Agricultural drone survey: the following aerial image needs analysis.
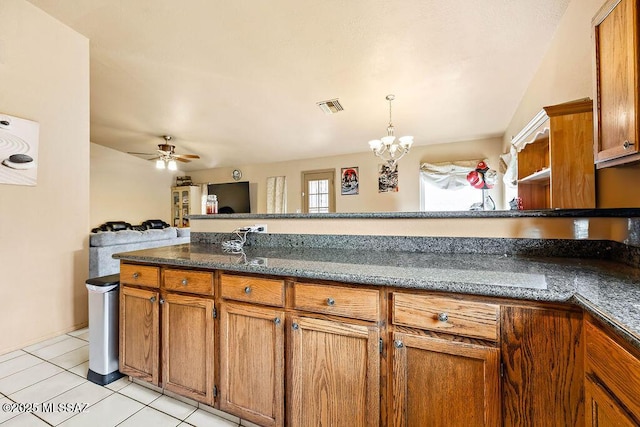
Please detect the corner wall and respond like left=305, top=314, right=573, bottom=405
left=0, top=0, right=90, bottom=352
left=90, top=143, right=175, bottom=228
left=504, top=0, right=640, bottom=208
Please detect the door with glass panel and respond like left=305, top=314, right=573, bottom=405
left=301, top=169, right=335, bottom=213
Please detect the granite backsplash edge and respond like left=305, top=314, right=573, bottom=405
left=191, top=232, right=640, bottom=268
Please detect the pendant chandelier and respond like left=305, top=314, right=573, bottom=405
left=368, top=94, right=413, bottom=166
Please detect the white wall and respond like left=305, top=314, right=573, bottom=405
left=0, top=0, right=90, bottom=352
left=90, top=143, right=175, bottom=228
left=505, top=0, right=640, bottom=208
left=189, top=136, right=503, bottom=213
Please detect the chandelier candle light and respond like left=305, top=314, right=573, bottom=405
left=368, top=94, right=414, bottom=166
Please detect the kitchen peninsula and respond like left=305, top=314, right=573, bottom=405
left=114, top=211, right=640, bottom=426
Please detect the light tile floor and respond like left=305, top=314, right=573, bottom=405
left=0, top=329, right=254, bottom=426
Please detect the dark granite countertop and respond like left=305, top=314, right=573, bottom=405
left=189, top=207, right=640, bottom=220
left=114, top=243, right=640, bottom=350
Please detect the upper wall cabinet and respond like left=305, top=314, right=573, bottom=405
left=514, top=99, right=595, bottom=210
left=593, top=0, right=640, bottom=168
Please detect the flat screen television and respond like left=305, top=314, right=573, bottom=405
left=207, top=181, right=251, bottom=214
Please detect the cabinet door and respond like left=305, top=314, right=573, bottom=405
left=162, top=293, right=215, bottom=405
left=585, top=377, right=638, bottom=426
left=501, top=306, right=584, bottom=426
left=119, top=286, right=160, bottom=385
left=390, top=331, right=500, bottom=427
left=594, top=0, right=639, bottom=165
left=288, top=315, right=380, bottom=427
left=219, top=303, right=284, bottom=427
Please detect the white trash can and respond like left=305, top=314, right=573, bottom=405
left=86, top=274, right=125, bottom=385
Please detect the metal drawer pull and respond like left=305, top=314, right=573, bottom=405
left=244, top=286, right=252, bottom=294
left=327, top=297, right=335, bottom=306
left=292, top=323, right=299, bottom=330
left=394, top=340, right=404, bottom=348
left=623, top=140, right=635, bottom=150
left=149, top=296, right=156, bottom=303
left=133, top=272, right=140, bottom=279
left=438, top=312, right=449, bottom=322
left=274, top=317, right=281, bottom=325
left=181, top=279, right=188, bottom=286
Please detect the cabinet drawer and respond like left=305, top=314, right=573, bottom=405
left=164, top=269, right=214, bottom=296
left=120, top=264, right=159, bottom=288
left=585, top=320, right=640, bottom=418
left=220, top=274, right=284, bottom=307
left=293, top=282, right=379, bottom=322
left=392, top=293, right=499, bottom=341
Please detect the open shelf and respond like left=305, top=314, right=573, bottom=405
left=518, top=168, right=550, bottom=184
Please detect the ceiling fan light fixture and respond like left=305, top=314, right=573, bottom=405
left=156, top=159, right=166, bottom=169
left=167, top=159, right=178, bottom=171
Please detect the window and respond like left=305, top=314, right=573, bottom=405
left=419, top=160, right=484, bottom=211
left=420, top=178, right=482, bottom=211
left=301, top=169, right=335, bottom=213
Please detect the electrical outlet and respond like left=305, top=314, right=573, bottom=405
left=252, top=224, right=267, bottom=233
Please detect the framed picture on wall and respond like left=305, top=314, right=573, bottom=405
left=0, top=113, right=40, bottom=186
left=378, top=163, right=398, bottom=192
left=341, top=167, right=359, bottom=195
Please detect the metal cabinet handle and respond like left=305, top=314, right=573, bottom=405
left=327, top=297, right=335, bottom=306
left=292, top=323, right=299, bottom=330
left=133, top=272, right=140, bottom=279
left=623, top=140, right=635, bottom=150
left=159, top=298, right=165, bottom=305
left=149, top=296, right=157, bottom=303
left=181, top=279, right=188, bottom=286
left=244, top=286, right=252, bottom=294
left=438, top=312, right=449, bottom=322
left=274, top=318, right=281, bottom=325
left=394, top=340, right=404, bottom=348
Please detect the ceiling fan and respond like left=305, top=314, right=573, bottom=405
left=128, top=135, right=200, bottom=170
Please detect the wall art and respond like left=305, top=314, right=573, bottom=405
left=341, top=167, right=359, bottom=195
left=378, top=163, right=398, bottom=192
left=0, top=113, right=40, bottom=186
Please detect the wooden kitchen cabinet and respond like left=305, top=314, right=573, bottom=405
left=390, top=331, right=500, bottom=427
left=593, top=0, right=640, bottom=168
left=161, top=292, right=215, bottom=405
left=390, top=292, right=501, bottom=426
left=501, top=305, right=584, bottom=426
left=219, top=302, right=284, bottom=427
left=119, top=285, right=160, bottom=386
left=288, top=315, right=380, bottom=427
left=585, top=378, right=638, bottom=426
left=584, top=318, right=640, bottom=425
left=514, top=99, right=595, bottom=209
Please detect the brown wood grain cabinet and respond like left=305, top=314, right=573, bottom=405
left=501, top=305, right=584, bottom=426
left=390, top=292, right=501, bottom=426
left=390, top=330, right=501, bottom=427
left=219, top=302, right=284, bottom=427
left=161, top=292, right=215, bottom=405
left=288, top=314, right=380, bottom=427
left=516, top=99, right=595, bottom=209
left=119, top=285, right=160, bottom=386
left=593, top=0, right=640, bottom=168
left=585, top=318, right=640, bottom=425
left=119, top=262, right=640, bottom=427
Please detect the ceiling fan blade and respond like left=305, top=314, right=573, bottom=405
left=146, top=156, right=161, bottom=161
left=127, top=151, right=157, bottom=156
left=173, top=154, right=200, bottom=159
left=174, top=157, right=191, bottom=163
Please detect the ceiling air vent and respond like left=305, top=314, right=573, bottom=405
left=316, top=98, right=344, bottom=114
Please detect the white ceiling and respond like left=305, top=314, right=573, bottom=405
left=27, top=0, right=570, bottom=171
